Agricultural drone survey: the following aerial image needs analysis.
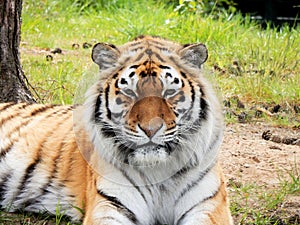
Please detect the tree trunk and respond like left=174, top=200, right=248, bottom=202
left=0, top=0, right=35, bottom=103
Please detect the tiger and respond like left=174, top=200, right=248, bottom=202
left=0, top=35, right=233, bottom=225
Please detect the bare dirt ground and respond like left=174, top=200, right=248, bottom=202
left=220, top=123, right=300, bottom=224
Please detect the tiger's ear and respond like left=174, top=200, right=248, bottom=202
left=179, top=43, right=208, bottom=68
left=92, top=43, right=120, bottom=70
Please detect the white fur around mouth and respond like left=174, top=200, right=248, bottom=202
left=127, top=144, right=169, bottom=167
left=136, top=142, right=164, bottom=152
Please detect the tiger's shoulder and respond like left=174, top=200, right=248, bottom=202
left=0, top=102, right=92, bottom=219
left=0, top=102, right=74, bottom=139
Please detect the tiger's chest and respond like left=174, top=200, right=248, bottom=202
left=95, top=162, right=219, bottom=225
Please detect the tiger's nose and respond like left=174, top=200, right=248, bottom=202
left=128, top=96, right=175, bottom=138
left=138, top=117, right=164, bottom=137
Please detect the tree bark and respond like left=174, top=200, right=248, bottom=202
left=0, top=0, right=35, bottom=103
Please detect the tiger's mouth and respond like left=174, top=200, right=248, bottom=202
left=136, top=142, right=167, bottom=153
left=121, top=140, right=178, bottom=166
left=127, top=144, right=170, bottom=166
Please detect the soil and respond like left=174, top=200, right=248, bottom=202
left=220, top=123, right=300, bottom=224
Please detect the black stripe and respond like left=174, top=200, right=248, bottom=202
left=200, top=184, right=220, bottom=202
left=153, top=52, right=165, bottom=63
left=159, top=65, right=170, bottom=70
left=181, top=80, right=185, bottom=88
left=104, top=85, right=112, bottom=120
left=198, top=84, right=205, bottom=97
left=22, top=125, right=74, bottom=207
left=13, top=109, right=72, bottom=205
left=177, top=79, right=195, bottom=127
left=140, top=71, right=147, bottom=78
left=171, top=156, right=198, bottom=180
left=131, top=47, right=145, bottom=52
left=149, top=40, right=166, bottom=46
left=164, top=139, right=179, bottom=154
left=118, top=143, right=135, bottom=164
left=184, top=97, right=209, bottom=135
left=175, top=185, right=220, bottom=225
left=100, top=121, right=116, bottom=138
left=129, top=65, right=139, bottom=69
left=130, top=39, right=143, bottom=45
left=0, top=103, right=30, bottom=124
left=156, top=47, right=169, bottom=53
left=0, top=143, right=13, bottom=161
left=94, top=94, right=102, bottom=122
left=134, top=169, right=155, bottom=205
left=30, top=105, right=55, bottom=116
left=121, top=57, right=131, bottom=65
left=115, top=158, right=153, bottom=205
left=15, top=157, right=41, bottom=201
left=7, top=105, right=58, bottom=137
left=97, top=190, right=137, bottom=224
left=0, top=116, right=33, bottom=161
left=188, top=80, right=195, bottom=103
left=112, top=73, right=119, bottom=79
left=172, top=166, right=192, bottom=180
left=0, top=114, right=35, bottom=160
left=115, top=79, right=119, bottom=88
left=0, top=173, right=10, bottom=202
left=180, top=72, right=187, bottom=78
left=174, top=165, right=213, bottom=205
left=176, top=203, right=197, bottom=225
left=0, top=102, right=16, bottom=111
left=119, top=168, right=147, bottom=204
left=198, top=97, right=208, bottom=121
left=49, top=105, right=73, bottom=114
left=0, top=106, right=69, bottom=162
left=45, top=112, right=74, bottom=178
left=129, top=72, right=135, bottom=78
left=134, top=52, right=144, bottom=62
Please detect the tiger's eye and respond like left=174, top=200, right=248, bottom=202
left=164, top=89, right=176, bottom=97
left=116, top=97, right=122, bottom=105
left=124, top=89, right=137, bottom=98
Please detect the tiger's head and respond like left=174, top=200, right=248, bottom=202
left=84, top=36, right=223, bottom=171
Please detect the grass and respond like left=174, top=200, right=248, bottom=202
left=0, top=210, right=74, bottom=225
left=20, top=0, right=300, bottom=126
left=2, top=0, right=299, bottom=224
left=229, top=163, right=300, bottom=224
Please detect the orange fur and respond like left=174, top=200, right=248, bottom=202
left=0, top=36, right=233, bottom=225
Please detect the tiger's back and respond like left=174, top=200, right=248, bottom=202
left=0, top=103, right=88, bottom=219
left=0, top=36, right=233, bottom=225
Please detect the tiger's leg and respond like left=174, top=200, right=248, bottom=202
left=83, top=199, right=137, bottom=225
left=83, top=170, right=138, bottom=225
left=176, top=173, right=233, bottom=225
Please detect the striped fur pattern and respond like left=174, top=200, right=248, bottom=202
left=0, top=36, right=233, bottom=224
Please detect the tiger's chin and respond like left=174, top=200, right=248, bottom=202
left=126, top=145, right=170, bottom=167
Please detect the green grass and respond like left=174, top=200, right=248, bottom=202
left=3, top=0, right=298, bottom=224
left=230, top=163, right=300, bottom=224
left=0, top=210, right=75, bottom=225
left=20, top=0, right=300, bottom=126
